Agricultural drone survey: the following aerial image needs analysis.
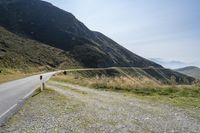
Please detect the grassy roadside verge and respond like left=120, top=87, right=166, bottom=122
left=0, top=68, right=51, bottom=84
left=51, top=74, right=200, bottom=109
left=0, top=69, right=29, bottom=83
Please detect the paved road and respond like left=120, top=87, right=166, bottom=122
left=0, top=71, right=58, bottom=124
left=0, top=68, right=102, bottom=124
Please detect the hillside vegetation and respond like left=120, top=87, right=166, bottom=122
left=53, top=67, right=196, bottom=84
left=0, top=0, right=197, bottom=85
left=0, top=0, right=162, bottom=68
left=0, top=24, right=195, bottom=84
left=0, top=26, right=80, bottom=71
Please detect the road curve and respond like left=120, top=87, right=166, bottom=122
left=0, top=68, right=104, bottom=124
left=0, top=71, right=58, bottom=125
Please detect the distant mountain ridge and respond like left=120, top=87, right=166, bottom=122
left=175, top=66, right=200, bottom=80
left=149, top=58, right=187, bottom=69
left=0, top=0, right=162, bottom=68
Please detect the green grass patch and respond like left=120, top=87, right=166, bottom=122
left=133, top=93, right=200, bottom=109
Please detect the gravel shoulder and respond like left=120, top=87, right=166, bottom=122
left=1, top=81, right=200, bottom=132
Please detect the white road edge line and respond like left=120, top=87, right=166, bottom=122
left=0, top=104, right=17, bottom=119
left=0, top=85, right=40, bottom=121
left=0, top=72, right=58, bottom=124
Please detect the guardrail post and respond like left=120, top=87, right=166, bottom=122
left=40, top=83, right=43, bottom=91
left=42, top=82, right=45, bottom=90
left=63, top=71, right=67, bottom=75
left=40, top=75, right=44, bottom=91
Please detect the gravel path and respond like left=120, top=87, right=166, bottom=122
left=1, top=81, right=200, bottom=133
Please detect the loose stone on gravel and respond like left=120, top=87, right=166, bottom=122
left=0, top=81, right=200, bottom=133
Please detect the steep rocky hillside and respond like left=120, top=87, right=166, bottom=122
left=0, top=0, right=162, bottom=68
left=0, top=26, right=80, bottom=70
left=0, top=0, right=196, bottom=84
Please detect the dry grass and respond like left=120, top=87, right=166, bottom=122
left=51, top=73, right=200, bottom=108
left=52, top=74, right=160, bottom=90
left=90, top=76, right=161, bottom=91
left=0, top=69, right=24, bottom=83
left=0, top=68, right=48, bottom=84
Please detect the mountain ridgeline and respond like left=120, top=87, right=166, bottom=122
left=0, top=0, right=162, bottom=68
left=0, top=0, right=197, bottom=84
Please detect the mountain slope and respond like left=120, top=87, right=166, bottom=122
left=0, top=0, right=196, bottom=84
left=0, top=26, right=196, bottom=84
left=176, top=66, right=200, bottom=80
left=0, top=24, right=194, bottom=84
left=0, top=26, right=80, bottom=70
left=0, top=0, right=162, bottom=68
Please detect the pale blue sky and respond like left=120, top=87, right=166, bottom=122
left=44, top=0, right=200, bottom=68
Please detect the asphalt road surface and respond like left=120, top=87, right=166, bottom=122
left=0, top=68, right=101, bottom=124
left=0, top=71, right=57, bottom=124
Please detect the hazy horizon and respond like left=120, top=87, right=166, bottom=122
left=44, top=0, right=200, bottom=68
